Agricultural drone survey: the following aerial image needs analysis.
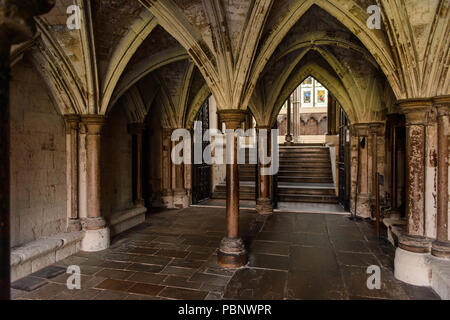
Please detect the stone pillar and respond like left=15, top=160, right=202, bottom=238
left=80, top=115, right=110, bottom=252
left=292, top=90, right=299, bottom=143
left=256, top=126, right=273, bottom=215
left=161, top=128, right=174, bottom=208
left=65, top=115, right=82, bottom=231
left=128, top=123, right=145, bottom=207
left=217, top=110, right=248, bottom=268
left=351, top=124, right=372, bottom=218
left=0, top=0, right=55, bottom=300
left=369, top=123, right=384, bottom=215
left=395, top=99, right=433, bottom=286
left=432, top=96, right=450, bottom=258
left=327, top=94, right=337, bottom=135
left=171, top=129, right=189, bottom=209
left=285, top=95, right=293, bottom=145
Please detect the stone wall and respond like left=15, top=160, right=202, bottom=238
left=101, top=103, right=133, bottom=218
left=146, top=104, right=163, bottom=206
left=10, top=58, right=67, bottom=248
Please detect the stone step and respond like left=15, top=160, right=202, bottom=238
left=279, top=163, right=331, bottom=169
left=277, top=170, right=332, bottom=178
left=277, top=176, right=334, bottom=184
left=277, top=186, right=336, bottom=196
left=212, top=191, right=256, bottom=201
left=278, top=150, right=329, bottom=155
left=279, top=156, right=331, bottom=161
left=277, top=194, right=338, bottom=204
left=214, top=183, right=255, bottom=194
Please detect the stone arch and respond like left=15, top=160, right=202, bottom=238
left=107, top=48, right=189, bottom=114
left=248, top=0, right=401, bottom=102
left=268, top=63, right=356, bottom=128
left=100, top=11, right=158, bottom=114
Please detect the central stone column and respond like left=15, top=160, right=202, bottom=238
left=128, top=123, right=145, bottom=207
left=256, top=125, right=273, bottom=215
left=432, top=96, right=450, bottom=258
left=80, top=115, right=110, bottom=252
left=395, top=99, right=433, bottom=286
left=217, top=110, right=248, bottom=268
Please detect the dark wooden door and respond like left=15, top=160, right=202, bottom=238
left=338, top=107, right=350, bottom=210
left=192, top=99, right=212, bottom=204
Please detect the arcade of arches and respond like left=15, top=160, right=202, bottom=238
left=0, top=0, right=449, bottom=300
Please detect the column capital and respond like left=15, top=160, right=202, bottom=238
left=64, top=115, right=80, bottom=133
left=433, top=95, right=450, bottom=107
left=218, top=110, right=247, bottom=130
left=350, top=123, right=371, bottom=136
left=398, top=98, right=433, bottom=125
left=81, top=115, right=106, bottom=135
left=127, top=123, right=145, bottom=135
left=369, top=122, right=385, bottom=135
left=433, top=96, right=450, bottom=117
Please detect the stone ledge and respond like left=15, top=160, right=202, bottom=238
left=388, top=218, right=450, bottom=300
left=383, top=217, right=406, bottom=247
left=11, top=231, right=84, bottom=282
left=427, top=256, right=450, bottom=300
left=108, top=206, right=147, bottom=236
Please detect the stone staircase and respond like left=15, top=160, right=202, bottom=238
left=212, top=151, right=257, bottom=201
left=277, top=145, right=338, bottom=204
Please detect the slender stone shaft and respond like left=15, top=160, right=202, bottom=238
left=256, top=126, right=273, bottom=215
left=217, top=110, right=247, bottom=268
left=285, top=95, right=293, bottom=145
left=65, top=115, right=82, bottom=231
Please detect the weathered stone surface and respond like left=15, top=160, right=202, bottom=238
left=11, top=276, right=47, bottom=292
left=11, top=208, right=441, bottom=300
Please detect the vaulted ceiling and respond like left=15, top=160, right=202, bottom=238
left=13, top=0, right=449, bottom=127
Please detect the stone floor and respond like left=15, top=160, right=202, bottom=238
left=276, top=202, right=348, bottom=214
left=12, top=207, right=440, bottom=300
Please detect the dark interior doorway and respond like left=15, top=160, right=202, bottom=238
left=338, top=106, right=351, bottom=210
left=192, top=98, right=212, bottom=204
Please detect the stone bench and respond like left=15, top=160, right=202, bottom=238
left=11, top=231, right=84, bottom=282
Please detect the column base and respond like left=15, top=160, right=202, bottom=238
left=256, top=198, right=273, bottom=215
left=432, top=241, right=450, bottom=259
left=173, top=188, right=189, bottom=209
left=67, top=219, right=82, bottom=232
left=353, top=193, right=373, bottom=219
left=161, top=190, right=174, bottom=208
left=398, top=234, right=432, bottom=253
left=394, top=247, right=431, bottom=286
left=81, top=227, right=110, bottom=252
left=217, top=237, right=247, bottom=269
